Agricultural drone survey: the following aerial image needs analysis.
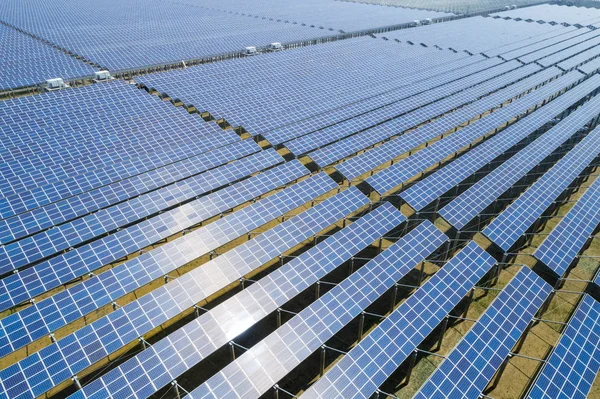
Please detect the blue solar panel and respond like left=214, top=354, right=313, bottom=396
left=557, top=44, right=600, bottom=71
left=335, top=65, right=559, bottom=181
left=483, top=26, right=582, bottom=58
left=500, top=28, right=593, bottom=61
left=492, top=4, right=600, bottom=26
left=537, top=36, right=600, bottom=68
left=484, top=125, right=600, bottom=251
left=309, top=63, right=546, bottom=168
left=0, top=0, right=452, bottom=71
left=0, top=167, right=330, bottom=358
left=535, top=170, right=600, bottom=277
left=579, top=56, right=600, bottom=75
left=439, top=91, right=600, bottom=230
left=527, top=295, right=600, bottom=399
left=185, top=221, right=447, bottom=399
left=0, top=24, right=97, bottom=90
left=302, top=241, right=496, bottom=399
left=0, top=159, right=306, bottom=312
left=401, top=72, right=600, bottom=211
left=0, top=86, right=233, bottom=198
left=414, top=267, right=552, bottom=399
left=381, top=16, right=563, bottom=55
left=366, top=70, right=586, bottom=196
left=57, top=200, right=404, bottom=399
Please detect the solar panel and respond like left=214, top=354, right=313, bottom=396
left=0, top=159, right=307, bottom=312
left=578, top=56, right=600, bottom=75
left=500, top=28, right=593, bottom=61
left=439, top=91, right=600, bottom=230
left=526, top=295, right=600, bottom=399
left=0, top=153, right=293, bottom=314
left=0, top=146, right=275, bottom=272
left=484, top=125, right=600, bottom=251
left=366, top=70, right=586, bottom=196
left=534, top=169, right=600, bottom=277
left=308, top=63, right=545, bottom=168
left=413, top=267, right=552, bottom=399
left=51, top=200, right=404, bottom=399
left=302, top=241, right=496, bottom=399
left=491, top=4, right=600, bottom=25
left=0, top=168, right=331, bottom=358
left=380, top=16, right=561, bottom=55
left=557, top=45, right=600, bottom=71
left=284, top=60, right=525, bottom=157
left=185, top=221, right=447, bottom=399
left=0, top=86, right=233, bottom=198
left=483, top=26, right=582, bottom=58
left=401, top=72, right=600, bottom=212
left=335, top=65, right=559, bottom=181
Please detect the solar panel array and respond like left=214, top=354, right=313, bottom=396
left=527, top=295, right=600, bottom=399
left=0, top=24, right=98, bottom=90
left=4, top=4, right=600, bottom=399
left=534, top=169, right=600, bottom=277
left=302, top=241, right=497, bottom=398
left=413, top=267, right=552, bottom=399
left=0, top=0, right=451, bottom=74
left=185, top=221, right=448, bottom=399
left=491, top=3, right=600, bottom=25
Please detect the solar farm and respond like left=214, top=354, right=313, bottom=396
left=3, top=0, right=600, bottom=398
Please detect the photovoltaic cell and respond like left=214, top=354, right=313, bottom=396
left=527, top=295, right=600, bottom=399
left=0, top=24, right=97, bottom=90
left=579, top=56, right=600, bottom=75
left=557, top=45, right=600, bottom=71
left=284, top=60, right=525, bottom=157
left=185, top=221, right=447, bottom=399
left=66, top=201, right=403, bottom=399
left=413, top=267, right=552, bottom=399
left=519, top=30, right=600, bottom=65
left=264, top=55, right=492, bottom=146
left=302, top=241, right=496, bottom=399
left=0, top=160, right=307, bottom=313
left=0, top=139, right=259, bottom=245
